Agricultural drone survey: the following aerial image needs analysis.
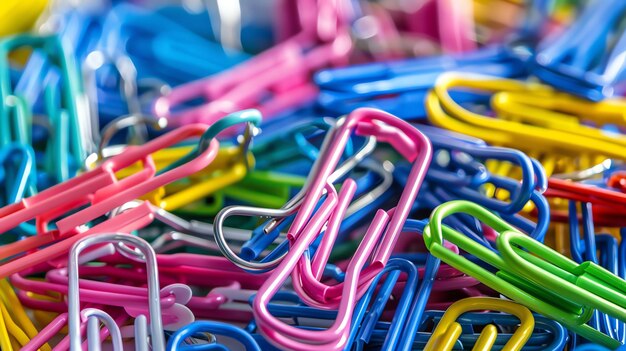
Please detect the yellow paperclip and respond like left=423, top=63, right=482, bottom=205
left=424, top=297, right=535, bottom=351
left=473, top=0, right=524, bottom=31
left=0, top=0, right=47, bottom=37
left=0, top=279, right=50, bottom=351
left=427, top=73, right=626, bottom=161
left=427, top=73, right=626, bottom=244
left=113, top=145, right=254, bottom=211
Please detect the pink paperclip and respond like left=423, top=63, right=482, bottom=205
left=253, top=181, right=342, bottom=351
left=252, top=108, right=432, bottom=350
left=10, top=268, right=185, bottom=311
left=403, top=0, right=477, bottom=53
left=153, top=0, right=353, bottom=128
left=288, top=108, right=431, bottom=308
left=23, top=308, right=128, bottom=351
left=0, top=124, right=219, bottom=278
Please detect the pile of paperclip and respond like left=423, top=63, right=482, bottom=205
left=2, top=0, right=626, bottom=350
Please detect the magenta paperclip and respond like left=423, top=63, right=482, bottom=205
left=404, top=0, right=477, bottom=53
left=153, top=0, right=353, bottom=128
left=252, top=108, right=432, bottom=350
left=0, top=124, right=219, bottom=278
left=292, top=108, right=432, bottom=307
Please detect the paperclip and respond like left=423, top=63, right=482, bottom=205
left=420, top=124, right=545, bottom=215
left=153, top=0, right=354, bottom=128
left=224, top=158, right=392, bottom=269
left=427, top=72, right=626, bottom=160
left=422, top=200, right=626, bottom=349
left=0, top=143, right=35, bottom=207
left=0, top=34, right=91, bottom=176
left=546, top=178, right=626, bottom=227
left=399, top=308, right=567, bottom=350
left=315, top=46, right=526, bottom=119
left=101, top=4, right=250, bottom=86
left=0, top=279, right=48, bottom=351
left=102, top=110, right=260, bottom=211
left=168, top=321, right=261, bottom=351
left=250, top=109, right=431, bottom=350
left=0, top=122, right=219, bottom=279
left=212, top=120, right=377, bottom=271
left=424, top=297, right=534, bottom=351
left=10, top=267, right=192, bottom=320
left=533, top=0, right=626, bottom=101
left=67, top=234, right=172, bottom=351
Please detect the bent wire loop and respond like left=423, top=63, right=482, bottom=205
left=424, top=297, right=535, bottom=351
left=422, top=200, right=626, bottom=349
left=212, top=119, right=377, bottom=272
left=250, top=108, right=432, bottom=350
left=418, top=124, right=549, bottom=241
left=426, top=72, right=626, bottom=163
left=0, top=278, right=48, bottom=351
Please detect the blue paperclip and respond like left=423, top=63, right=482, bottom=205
left=102, top=4, right=249, bottom=86
left=244, top=258, right=424, bottom=351
left=568, top=201, right=625, bottom=347
left=0, top=143, right=36, bottom=203
left=315, top=46, right=527, bottom=119
left=252, top=117, right=341, bottom=173
left=155, top=3, right=275, bottom=54
left=167, top=320, right=262, bottom=351
left=419, top=124, right=544, bottom=215
left=346, top=258, right=419, bottom=351
left=400, top=310, right=567, bottom=351
left=533, top=0, right=626, bottom=101
left=394, top=127, right=549, bottom=244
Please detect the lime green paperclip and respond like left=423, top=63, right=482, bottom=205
left=0, top=34, right=89, bottom=184
left=422, top=200, right=626, bottom=349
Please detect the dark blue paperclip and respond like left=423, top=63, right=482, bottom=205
left=394, top=126, right=549, bottom=245
left=244, top=258, right=424, bottom=351
left=419, top=124, right=544, bottom=215
left=346, top=258, right=419, bottom=351
left=399, top=310, right=567, bottom=351
left=314, top=46, right=527, bottom=119
left=533, top=0, right=626, bottom=101
left=167, top=320, right=261, bottom=351
left=568, top=201, right=625, bottom=348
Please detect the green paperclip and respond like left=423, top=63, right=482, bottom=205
left=171, top=170, right=306, bottom=217
left=422, top=200, right=626, bottom=349
left=0, top=34, right=89, bottom=184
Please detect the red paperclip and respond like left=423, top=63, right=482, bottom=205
left=545, top=178, right=626, bottom=227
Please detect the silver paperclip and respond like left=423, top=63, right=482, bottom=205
left=68, top=233, right=165, bottom=351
